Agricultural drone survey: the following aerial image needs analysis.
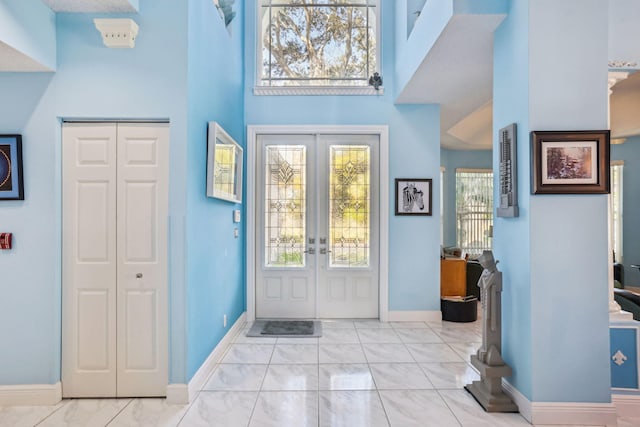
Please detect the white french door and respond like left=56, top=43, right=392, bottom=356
left=62, top=122, right=169, bottom=397
left=256, top=133, right=379, bottom=319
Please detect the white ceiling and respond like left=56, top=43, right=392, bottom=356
left=40, top=0, right=137, bottom=13
left=0, top=41, right=52, bottom=72
left=610, top=71, right=640, bottom=139
left=398, top=0, right=640, bottom=150
left=396, top=14, right=503, bottom=151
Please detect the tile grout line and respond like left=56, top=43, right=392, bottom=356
left=104, top=398, right=134, bottom=426
left=33, top=398, right=72, bottom=426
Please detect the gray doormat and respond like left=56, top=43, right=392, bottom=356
left=246, top=320, right=322, bottom=338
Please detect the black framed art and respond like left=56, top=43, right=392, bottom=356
left=0, top=134, right=24, bottom=200
left=395, top=178, right=432, bottom=216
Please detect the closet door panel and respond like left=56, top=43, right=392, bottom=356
left=116, top=123, right=169, bottom=397
left=62, top=123, right=117, bottom=397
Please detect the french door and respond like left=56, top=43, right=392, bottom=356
left=256, top=133, right=379, bottom=319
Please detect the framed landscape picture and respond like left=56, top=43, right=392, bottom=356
left=0, top=135, right=24, bottom=200
left=531, top=130, right=610, bottom=194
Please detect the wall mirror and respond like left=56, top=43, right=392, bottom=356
left=207, top=121, right=243, bottom=203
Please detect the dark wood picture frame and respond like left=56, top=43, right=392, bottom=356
left=531, top=130, right=610, bottom=195
left=395, top=178, right=432, bottom=216
left=0, top=134, right=24, bottom=200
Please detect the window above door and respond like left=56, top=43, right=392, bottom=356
left=255, top=0, right=383, bottom=96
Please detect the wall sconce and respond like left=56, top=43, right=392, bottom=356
left=94, top=18, right=139, bottom=48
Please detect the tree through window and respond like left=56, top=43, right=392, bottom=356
left=259, top=0, right=379, bottom=87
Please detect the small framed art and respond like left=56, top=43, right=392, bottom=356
left=395, top=178, right=432, bottom=216
left=207, top=122, right=243, bottom=203
left=0, top=135, right=24, bottom=200
left=531, top=130, right=610, bottom=195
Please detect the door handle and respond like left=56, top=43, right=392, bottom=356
left=304, top=248, right=316, bottom=254
left=320, top=248, right=332, bottom=255
left=136, top=273, right=143, bottom=279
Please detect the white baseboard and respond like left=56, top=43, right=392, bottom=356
left=0, top=382, right=62, bottom=406
left=502, top=379, right=531, bottom=422
left=165, top=384, right=189, bottom=405
left=612, top=394, right=640, bottom=418
left=166, top=312, right=247, bottom=405
left=387, top=310, right=441, bottom=322
left=503, top=380, right=617, bottom=426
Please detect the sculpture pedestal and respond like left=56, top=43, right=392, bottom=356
left=465, top=355, right=518, bottom=412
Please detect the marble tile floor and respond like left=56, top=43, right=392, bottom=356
left=1, top=319, right=638, bottom=427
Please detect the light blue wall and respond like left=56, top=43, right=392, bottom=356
left=0, top=0, right=56, bottom=70
left=185, top=0, right=245, bottom=381
left=493, top=0, right=533, bottom=400
left=528, top=0, right=610, bottom=403
left=0, top=0, right=190, bottom=385
left=246, top=0, right=442, bottom=312
left=494, top=0, right=611, bottom=403
left=612, top=138, right=640, bottom=285
left=440, top=149, right=492, bottom=247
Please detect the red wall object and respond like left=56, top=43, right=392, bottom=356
left=0, top=233, right=12, bottom=249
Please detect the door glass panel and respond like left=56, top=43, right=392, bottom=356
left=329, top=145, right=370, bottom=267
left=265, top=145, right=307, bottom=267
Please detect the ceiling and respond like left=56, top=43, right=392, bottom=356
left=40, top=0, right=137, bottom=13
left=398, top=2, right=640, bottom=150
left=0, top=41, right=51, bottom=71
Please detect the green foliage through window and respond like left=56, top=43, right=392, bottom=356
left=260, top=0, right=378, bottom=86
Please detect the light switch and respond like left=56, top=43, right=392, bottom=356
left=233, top=209, right=241, bottom=223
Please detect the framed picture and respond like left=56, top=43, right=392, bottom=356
left=395, top=178, right=432, bottom=216
left=207, top=122, right=243, bottom=203
left=0, top=135, right=24, bottom=200
left=531, top=130, right=610, bottom=195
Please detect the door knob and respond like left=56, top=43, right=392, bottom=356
left=136, top=273, right=143, bottom=279
left=320, top=248, right=332, bottom=255
left=304, top=248, right=316, bottom=254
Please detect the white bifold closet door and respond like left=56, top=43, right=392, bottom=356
left=62, top=122, right=169, bottom=397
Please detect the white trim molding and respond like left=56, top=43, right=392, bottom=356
left=503, top=380, right=618, bottom=426
left=246, top=125, right=389, bottom=322
left=253, top=86, right=384, bottom=96
left=0, top=382, right=62, bottom=406
left=166, top=312, right=247, bottom=404
left=387, top=311, right=441, bottom=322
left=612, top=394, right=640, bottom=418
left=93, top=18, right=139, bottom=48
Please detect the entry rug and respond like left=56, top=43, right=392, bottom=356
left=246, top=320, right=322, bottom=338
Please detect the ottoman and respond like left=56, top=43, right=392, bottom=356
left=441, top=297, right=478, bottom=322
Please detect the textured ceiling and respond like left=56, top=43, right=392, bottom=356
left=40, top=0, right=137, bottom=13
